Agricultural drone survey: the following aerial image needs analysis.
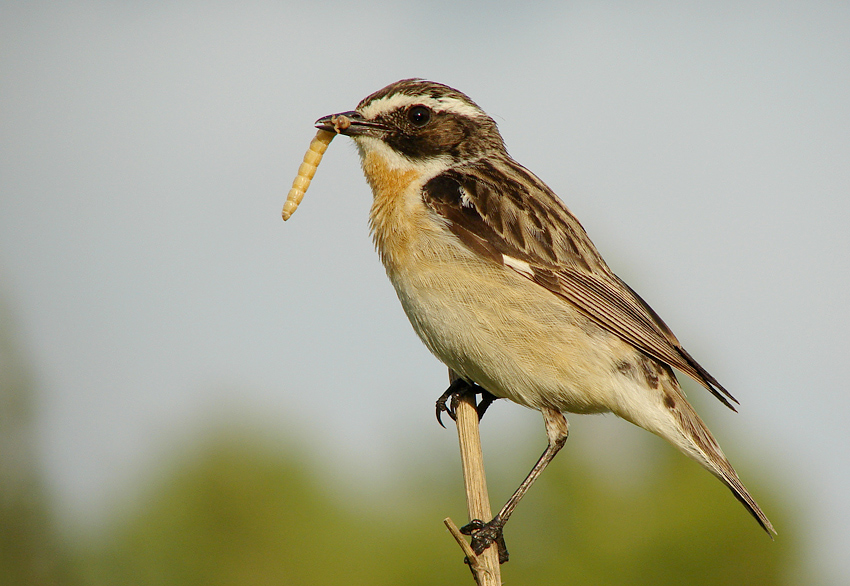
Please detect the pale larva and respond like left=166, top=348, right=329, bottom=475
left=281, top=115, right=351, bottom=221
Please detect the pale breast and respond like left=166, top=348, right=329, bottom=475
left=360, top=148, right=639, bottom=415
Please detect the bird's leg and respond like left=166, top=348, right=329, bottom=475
left=461, top=407, right=569, bottom=563
left=475, top=390, right=498, bottom=420
left=435, top=371, right=499, bottom=427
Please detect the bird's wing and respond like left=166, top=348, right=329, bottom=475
left=422, top=157, right=738, bottom=409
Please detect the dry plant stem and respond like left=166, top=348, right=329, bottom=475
left=452, top=392, right=502, bottom=585
left=443, top=518, right=484, bottom=574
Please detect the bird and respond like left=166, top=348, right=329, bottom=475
left=312, top=78, right=775, bottom=560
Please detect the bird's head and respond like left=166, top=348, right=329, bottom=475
left=316, top=79, right=506, bottom=170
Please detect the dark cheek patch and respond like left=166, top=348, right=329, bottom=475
left=424, top=120, right=464, bottom=153
left=386, top=115, right=483, bottom=160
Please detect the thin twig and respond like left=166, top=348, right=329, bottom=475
left=443, top=518, right=483, bottom=573
left=450, top=391, right=502, bottom=585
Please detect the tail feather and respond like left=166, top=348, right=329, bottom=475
left=671, top=397, right=776, bottom=536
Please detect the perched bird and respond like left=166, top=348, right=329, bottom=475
left=313, top=78, right=775, bottom=560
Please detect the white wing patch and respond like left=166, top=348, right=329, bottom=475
left=459, top=186, right=474, bottom=208
left=503, top=254, right=534, bottom=278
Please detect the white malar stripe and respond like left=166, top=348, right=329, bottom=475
left=359, top=91, right=485, bottom=121
left=503, top=254, right=534, bottom=277
left=354, top=135, right=454, bottom=183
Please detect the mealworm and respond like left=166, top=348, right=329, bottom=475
left=281, top=115, right=351, bottom=221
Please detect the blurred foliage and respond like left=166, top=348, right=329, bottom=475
left=65, top=428, right=802, bottom=586
left=0, top=304, right=76, bottom=586
left=0, top=301, right=810, bottom=585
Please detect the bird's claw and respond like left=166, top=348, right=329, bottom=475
left=460, top=517, right=509, bottom=564
left=435, top=384, right=461, bottom=428
left=435, top=380, right=499, bottom=428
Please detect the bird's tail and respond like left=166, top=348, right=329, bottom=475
left=669, top=396, right=776, bottom=536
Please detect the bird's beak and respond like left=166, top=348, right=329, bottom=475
left=315, top=111, right=388, bottom=137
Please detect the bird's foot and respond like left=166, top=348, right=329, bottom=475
left=435, top=380, right=499, bottom=428
left=460, top=517, right=509, bottom=564
left=435, top=382, right=462, bottom=428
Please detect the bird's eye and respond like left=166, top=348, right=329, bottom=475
left=407, top=105, right=431, bottom=127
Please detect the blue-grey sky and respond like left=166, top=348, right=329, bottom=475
left=2, top=2, right=848, bottom=583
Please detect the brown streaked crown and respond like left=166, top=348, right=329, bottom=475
left=356, top=78, right=482, bottom=111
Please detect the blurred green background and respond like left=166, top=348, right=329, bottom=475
left=3, top=4, right=847, bottom=584
left=1, top=311, right=812, bottom=586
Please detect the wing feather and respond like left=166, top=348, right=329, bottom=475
left=422, top=157, right=738, bottom=409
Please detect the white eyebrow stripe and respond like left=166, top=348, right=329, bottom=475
left=434, top=96, right=486, bottom=118
left=503, top=254, right=534, bottom=277
left=359, top=92, right=485, bottom=120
